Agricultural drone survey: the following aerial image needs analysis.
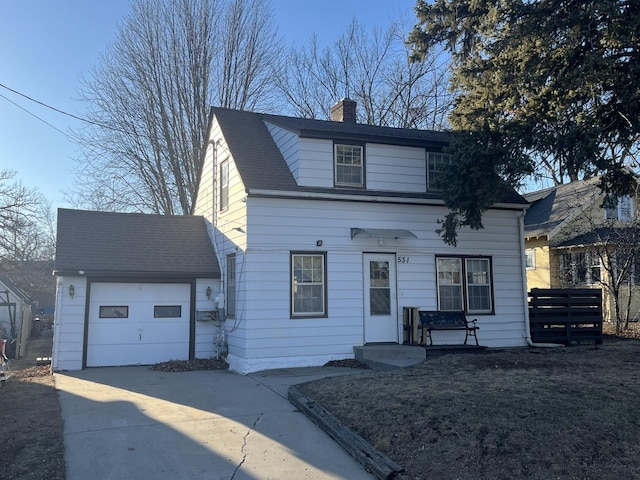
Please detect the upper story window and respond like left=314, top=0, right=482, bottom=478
left=525, top=249, right=536, bottom=270
left=605, top=195, right=633, bottom=221
left=427, top=152, right=451, bottom=191
left=335, top=144, right=364, bottom=187
left=219, top=160, right=229, bottom=211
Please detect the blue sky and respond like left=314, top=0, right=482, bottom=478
left=0, top=0, right=416, bottom=210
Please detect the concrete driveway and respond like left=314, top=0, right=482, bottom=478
left=55, top=366, right=374, bottom=480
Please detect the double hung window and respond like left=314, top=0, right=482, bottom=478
left=334, top=144, right=363, bottom=187
left=427, top=152, right=451, bottom=191
left=291, top=252, right=327, bottom=317
left=436, top=256, right=493, bottom=313
left=219, top=160, right=229, bottom=211
left=226, top=254, right=236, bottom=317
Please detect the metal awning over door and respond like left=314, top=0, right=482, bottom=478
left=350, top=228, right=417, bottom=240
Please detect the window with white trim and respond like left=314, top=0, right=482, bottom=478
left=427, top=152, right=451, bottom=191
left=525, top=249, right=536, bottom=270
left=436, top=256, right=493, bottom=313
left=219, top=160, right=229, bottom=211
left=226, top=254, right=236, bottom=318
left=605, top=195, right=633, bottom=221
left=291, top=252, right=327, bottom=317
left=560, top=251, right=601, bottom=286
left=334, top=144, right=363, bottom=187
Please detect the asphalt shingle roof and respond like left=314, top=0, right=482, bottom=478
left=54, top=209, right=220, bottom=278
left=211, top=107, right=527, bottom=206
left=523, top=177, right=601, bottom=239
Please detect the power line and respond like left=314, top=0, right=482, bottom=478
left=0, top=92, right=71, bottom=139
left=0, top=82, right=132, bottom=135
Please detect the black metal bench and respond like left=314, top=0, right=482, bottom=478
left=418, top=311, right=479, bottom=346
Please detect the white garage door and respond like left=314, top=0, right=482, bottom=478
left=87, top=282, right=190, bottom=367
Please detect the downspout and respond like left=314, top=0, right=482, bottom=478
left=518, top=211, right=564, bottom=348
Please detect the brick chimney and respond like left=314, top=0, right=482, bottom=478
left=330, top=98, right=357, bottom=123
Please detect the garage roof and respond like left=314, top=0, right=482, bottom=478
left=54, top=209, right=220, bottom=278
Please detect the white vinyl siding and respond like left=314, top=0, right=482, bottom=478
left=220, top=197, right=527, bottom=373
left=366, top=144, right=427, bottom=192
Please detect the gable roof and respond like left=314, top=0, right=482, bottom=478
left=523, top=177, right=602, bottom=239
left=0, top=271, right=32, bottom=303
left=54, top=209, right=220, bottom=278
left=211, top=107, right=528, bottom=206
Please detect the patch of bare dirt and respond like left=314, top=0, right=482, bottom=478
left=324, top=358, right=370, bottom=369
left=1, top=331, right=65, bottom=480
left=150, top=357, right=229, bottom=372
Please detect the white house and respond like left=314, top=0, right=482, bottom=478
left=193, top=100, right=531, bottom=374
left=52, top=100, right=531, bottom=372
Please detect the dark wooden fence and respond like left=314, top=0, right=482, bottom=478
left=529, top=288, right=603, bottom=345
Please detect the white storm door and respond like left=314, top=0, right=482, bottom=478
left=363, top=254, right=398, bottom=343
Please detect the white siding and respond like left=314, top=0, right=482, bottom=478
left=223, top=197, right=528, bottom=373
left=296, top=138, right=334, bottom=187
left=265, top=122, right=300, bottom=181
left=366, top=144, right=427, bottom=192
left=194, top=278, right=222, bottom=359
left=52, top=276, right=87, bottom=371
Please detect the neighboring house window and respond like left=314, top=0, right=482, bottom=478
left=291, top=252, right=327, bottom=317
left=334, top=144, right=363, bottom=187
left=436, top=256, right=493, bottom=313
left=226, top=254, right=236, bottom=318
left=605, top=195, right=633, bottom=221
left=219, top=160, right=229, bottom=211
left=525, top=249, right=536, bottom=270
left=560, top=251, right=601, bottom=286
left=427, top=152, right=451, bottom=191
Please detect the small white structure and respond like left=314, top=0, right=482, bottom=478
left=0, top=273, right=33, bottom=359
left=52, top=211, right=220, bottom=371
left=193, top=100, right=531, bottom=374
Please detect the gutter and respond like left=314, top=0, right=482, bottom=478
left=518, top=212, right=564, bottom=348
left=248, top=188, right=527, bottom=211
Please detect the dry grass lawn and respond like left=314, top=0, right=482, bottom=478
left=298, top=335, right=640, bottom=480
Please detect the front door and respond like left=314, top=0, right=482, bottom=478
left=363, top=254, right=398, bottom=343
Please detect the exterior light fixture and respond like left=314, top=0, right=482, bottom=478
left=69, top=285, right=75, bottom=299
left=316, top=240, right=323, bottom=247
left=206, top=286, right=212, bottom=299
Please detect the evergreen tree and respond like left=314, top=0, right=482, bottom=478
left=410, top=0, right=640, bottom=244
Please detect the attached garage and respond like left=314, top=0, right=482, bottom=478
left=52, top=209, right=221, bottom=371
left=86, top=282, right=191, bottom=367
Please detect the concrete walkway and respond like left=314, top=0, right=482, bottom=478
left=55, top=365, right=375, bottom=480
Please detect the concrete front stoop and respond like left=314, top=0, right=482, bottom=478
left=353, top=344, right=426, bottom=371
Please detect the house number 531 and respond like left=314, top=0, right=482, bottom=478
left=397, top=256, right=410, bottom=264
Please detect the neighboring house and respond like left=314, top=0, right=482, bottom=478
left=0, top=272, right=33, bottom=359
left=0, top=260, right=56, bottom=329
left=193, top=99, right=531, bottom=374
left=52, top=210, right=220, bottom=371
left=524, top=176, right=640, bottom=321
